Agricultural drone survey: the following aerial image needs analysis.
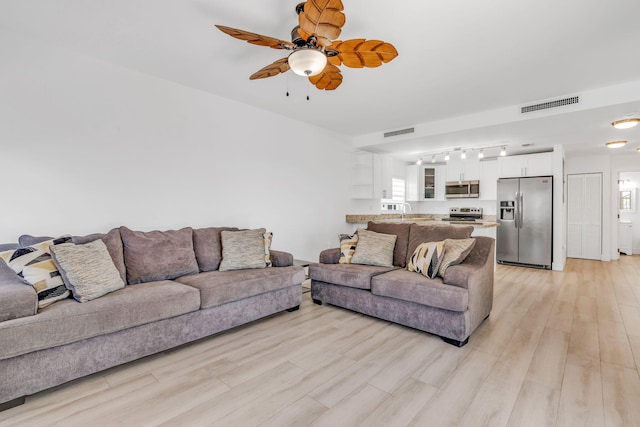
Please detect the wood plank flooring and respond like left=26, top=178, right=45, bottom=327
left=2, top=256, right=640, bottom=426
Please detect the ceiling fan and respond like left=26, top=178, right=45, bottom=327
left=215, top=0, right=398, bottom=91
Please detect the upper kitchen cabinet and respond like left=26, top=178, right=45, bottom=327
left=406, top=164, right=445, bottom=201
left=445, top=156, right=480, bottom=182
left=498, top=152, right=553, bottom=178
left=479, top=159, right=498, bottom=200
left=351, top=151, right=375, bottom=199
left=352, top=151, right=405, bottom=199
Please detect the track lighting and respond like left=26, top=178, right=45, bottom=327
left=431, top=155, right=436, bottom=163
left=444, top=152, right=450, bottom=161
left=460, top=150, right=466, bottom=159
left=416, top=157, right=423, bottom=165
left=500, top=146, right=507, bottom=156
left=478, top=149, right=484, bottom=159
left=612, top=118, right=640, bottom=130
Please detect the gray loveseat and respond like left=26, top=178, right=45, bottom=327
left=0, top=226, right=304, bottom=411
left=310, top=222, right=494, bottom=347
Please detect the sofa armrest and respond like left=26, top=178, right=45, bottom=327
left=319, top=248, right=341, bottom=264
left=0, top=262, right=37, bottom=322
left=270, top=250, right=294, bottom=267
left=443, top=236, right=494, bottom=288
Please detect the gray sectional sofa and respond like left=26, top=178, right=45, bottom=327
left=310, top=222, right=494, bottom=347
left=0, top=226, right=304, bottom=411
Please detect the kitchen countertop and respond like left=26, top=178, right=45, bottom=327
left=346, top=214, right=499, bottom=228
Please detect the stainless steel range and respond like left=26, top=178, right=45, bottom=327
left=441, top=207, right=483, bottom=223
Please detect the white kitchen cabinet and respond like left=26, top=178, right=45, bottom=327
left=351, top=151, right=374, bottom=199
left=479, top=159, right=498, bottom=200
left=405, top=164, right=445, bottom=201
left=498, top=152, right=553, bottom=178
left=619, top=221, right=633, bottom=255
left=373, top=154, right=393, bottom=199
left=445, top=156, right=480, bottom=182
left=405, top=165, right=422, bottom=201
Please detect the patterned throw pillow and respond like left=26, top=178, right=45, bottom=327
left=219, top=229, right=267, bottom=271
left=350, top=229, right=397, bottom=267
left=0, top=236, right=72, bottom=309
left=264, top=231, right=273, bottom=268
left=407, top=241, right=446, bottom=279
left=338, top=233, right=358, bottom=264
left=438, top=238, right=477, bottom=277
left=50, top=240, right=125, bottom=303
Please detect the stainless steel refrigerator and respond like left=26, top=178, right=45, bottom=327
left=497, top=176, right=553, bottom=269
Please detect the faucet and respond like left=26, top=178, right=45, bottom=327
left=401, top=202, right=412, bottom=222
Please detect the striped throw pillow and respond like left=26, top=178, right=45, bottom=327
left=338, top=233, right=358, bottom=264
left=407, top=241, right=446, bottom=279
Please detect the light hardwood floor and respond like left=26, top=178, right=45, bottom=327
left=2, top=256, right=640, bottom=426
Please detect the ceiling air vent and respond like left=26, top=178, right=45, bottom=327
left=384, top=127, right=414, bottom=138
left=521, top=96, right=579, bottom=114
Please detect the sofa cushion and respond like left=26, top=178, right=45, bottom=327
left=50, top=240, right=125, bottom=302
left=174, top=266, right=304, bottom=309
left=120, top=227, right=199, bottom=284
left=309, top=263, right=397, bottom=290
left=406, top=224, right=474, bottom=266
left=351, top=229, right=397, bottom=267
left=0, top=280, right=200, bottom=360
left=218, top=229, right=267, bottom=272
left=73, top=228, right=127, bottom=284
left=192, top=227, right=239, bottom=272
left=367, top=222, right=411, bottom=268
left=371, top=269, right=469, bottom=312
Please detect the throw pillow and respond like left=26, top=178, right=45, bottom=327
left=192, top=227, right=239, bottom=272
left=338, top=233, right=358, bottom=264
left=120, top=226, right=200, bottom=284
left=407, top=241, right=446, bottom=279
left=350, top=229, right=397, bottom=267
left=219, top=229, right=267, bottom=271
left=264, top=231, right=273, bottom=268
left=438, top=238, right=477, bottom=277
left=0, top=236, right=72, bottom=309
left=50, top=240, right=125, bottom=303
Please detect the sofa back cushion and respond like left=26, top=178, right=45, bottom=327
left=73, top=228, right=126, bottom=283
left=192, top=227, right=239, bottom=272
left=366, top=222, right=411, bottom=268
left=120, top=226, right=199, bottom=284
left=406, top=224, right=474, bottom=266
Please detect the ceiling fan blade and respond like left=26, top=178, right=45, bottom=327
left=215, top=25, right=294, bottom=49
left=327, top=39, right=398, bottom=68
left=298, top=0, right=345, bottom=47
left=250, top=58, right=291, bottom=80
left=309, top=63, right=343, bottom=90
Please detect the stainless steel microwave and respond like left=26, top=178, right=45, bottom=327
left=445, top=180, right=480, bottom=199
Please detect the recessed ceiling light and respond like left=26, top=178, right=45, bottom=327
left=612, top=118, right=640, bottom=129
left=605, top=140, right=627, bottom=149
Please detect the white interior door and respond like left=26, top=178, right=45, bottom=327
left=567, top=173, right=602, bottom=260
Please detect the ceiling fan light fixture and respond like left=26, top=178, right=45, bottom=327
left=612, top=118, right=640, bottom=130
left=605, top=140, right=627, bottom=149
left=288, top=48, right=327, bottom=77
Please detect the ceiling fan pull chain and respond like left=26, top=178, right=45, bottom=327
left=286, top=73, right=290, bottom=97
left=306, top=80, right=310, bottom=101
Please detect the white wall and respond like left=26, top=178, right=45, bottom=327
left=0, top=36, right=353, bottom=261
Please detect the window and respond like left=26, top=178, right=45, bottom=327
left=391, top=178, right=405, bottom=201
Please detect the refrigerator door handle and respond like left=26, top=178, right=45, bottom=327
left=514, top=192, right=519, bottom=229
left=519, top=192, right=524, bottom=229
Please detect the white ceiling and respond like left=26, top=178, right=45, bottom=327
left=3, top=0, right=640, bottom=161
